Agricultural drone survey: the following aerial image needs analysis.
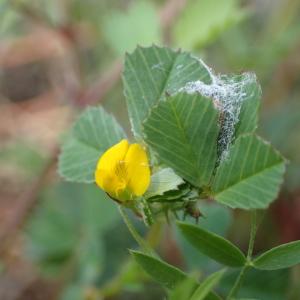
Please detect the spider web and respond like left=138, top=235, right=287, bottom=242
left=180, top=65, right=259, bottom=161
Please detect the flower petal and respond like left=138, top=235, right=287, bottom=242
left=125, top=144, right=151, bottom=196
left=95, top=139, right=129, bottom=193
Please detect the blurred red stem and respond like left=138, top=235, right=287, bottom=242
left=0, top=0, right=188, bottom=254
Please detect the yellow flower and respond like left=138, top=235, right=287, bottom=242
left=95, top=139, right=151, bottom=202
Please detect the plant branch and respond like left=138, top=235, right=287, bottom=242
left=247, top=210, right=257, bottom=259
left=226, top=210, right=257, bottom=299
left=118, top=206, right=153, bottom=255
left=0, top=145, right=59, bottom=255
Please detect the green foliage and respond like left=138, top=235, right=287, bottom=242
left=168, top=278, right=197, bottom=300
left=190, top=269, right=225, bottom=300
left=145, top=168, right=184, bottom=199
left=176, top=202, right=233, bottom=272
left=173, top=0, right=245, bottom=50
left=0, top=1, right=23, bottom=37
left=212, top=134, right=286, bottom=209
left=144, top=93, right=220, bottom=187
left=219, top=268, right=289, bottom=300
left=253, top=240, right=300, bottom=270
left=131, top=251, right=222, bottom=300
left=57, top=44, right=292, bottom=299
left=123, top=45, right=212, bottom=138
left=58, top=107, right=126, bottom=183
left=130, top=250, right=189, bottom=290
left=0, top=141, right=46, bottom=177
left=233, top=76, right=261, bottom=137
left=2, top=0, right=299, bottom=297
left=177, top=222, right=246, bottom=267
left=103, top=1, right=162, bottom=56
left=60, top=45, right=286, bottom=212
left=26, top=183, right=119, bottom=278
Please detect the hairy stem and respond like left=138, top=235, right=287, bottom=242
left=227, top=210, right=257, bottom=299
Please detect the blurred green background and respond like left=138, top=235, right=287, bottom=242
left=0, top=0, right=300, bottom=299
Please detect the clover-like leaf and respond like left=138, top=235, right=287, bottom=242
left=58, top=107, right=126, bottom=183
left=177, top=222, right=246, bottom=267
left=123, top=45, right=212, bottom=138
left=143, top=92, right=219, bottom=187
left=145, top=168, right=184, bottom=199
left=253, top=240, right=300, bottom=270
left=234, top=76, right=261, bottom=137
left=212, top=134, right=286, bottom=209
left=130, top=250, right=189, bottom=289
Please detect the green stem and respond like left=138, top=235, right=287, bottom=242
left=118, top=205, right=153, bottom=255
left=227, top=210, right=257, bottom=300
left=247, top=210, right=257, bottom=260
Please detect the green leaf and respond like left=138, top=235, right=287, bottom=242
left=205, top=293, right=222, bottom=300
left=173, top=0, right=245, bottom=50
left=169, top=277, right=222, bottom=300
left=103, top=1, right=161, bottom=56
left=143, top=93, right=219, bottom=187
left=123, top=45, right=212, bottom=138
left=26, top=183, right=119, bottom=278
left=130, top=250, right=189, bottom=290
left=175, top=202, right=233, bottom=272
left=235, top=76, right=261, bottom=137
left=253, top=240, right=300, bottom=270
left=145, top=168, right=185, bottom=199
left=219, top=268, right=289, bottom=300
left=212, top=134, right=286, bottom=209
left=131, top=251, right=221, bottom=299
left=190, top=269, right=226, bottom=300
left=169, top=278, right=198, bottom=300
left=177, top=222, right=246, bottom=267
left=58, top=107, right=126, bottom=183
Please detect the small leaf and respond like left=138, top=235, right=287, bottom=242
left=131, top=251, right=221, bottom=300
left=234, top=77, right=261, bottom=137
left=172, top=0, right=245, bottom=49
left=177, top=222, right=246, bottom=267
left=123, top=45, right=212, bottom=138
left=190, top=269, right=226, bottom=300
left=169, top=278, right=198, bottom=300
left=130, top=250, right=189, bottom=289
left=103, top=1, right=161, bottom=55
left=58, top=107, right=126, bottom=183
left=145, top=168, right=184, bottom=199
left=253, top=240, right=300, bottom=270
left=148, top=183, right=191, bottom=202
left=219, top=268, right=289, bottom=300
left=143, top=93, right=219, bottom=187
left=175, top=202, right=233, bottom=271
left=212, top=134, right=286, bottom=209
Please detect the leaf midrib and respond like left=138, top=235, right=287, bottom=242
left=182, top=226, right=245, bottom=266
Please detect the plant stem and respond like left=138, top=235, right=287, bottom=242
left=247, top=210, right=257, bottom=259
left=118, top=205, right=153, bottom=255
left=227, top=210, right=257, bottom=299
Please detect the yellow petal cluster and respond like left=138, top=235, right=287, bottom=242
left=95, top=139, right=151, bottom=201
